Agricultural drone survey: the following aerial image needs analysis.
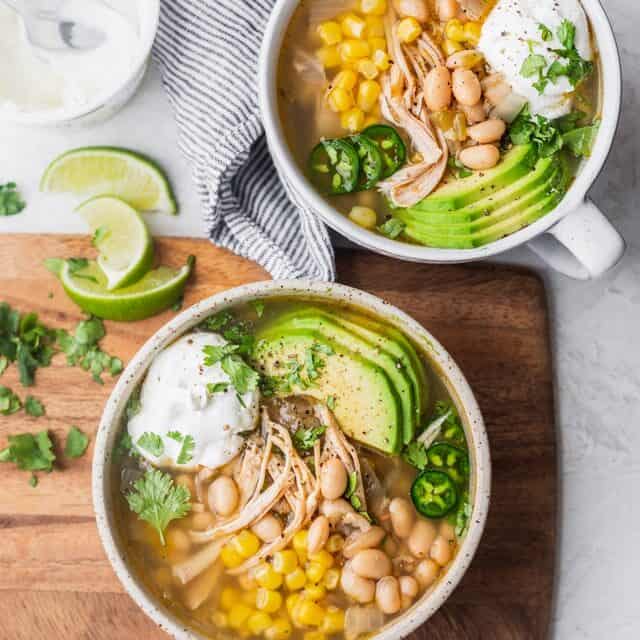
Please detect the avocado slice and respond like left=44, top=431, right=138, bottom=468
left=253, top=328, right=403, bottom=454
left=404, top=159, right=570, bottom=249
left=401, top=163, right=562, bottom=238
left=399, top=155, right=557, bottom=225
left=411, top=145, right=536, bottom=213
left=261, top=310, right=416, bottom=445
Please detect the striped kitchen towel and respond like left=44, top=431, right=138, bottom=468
left=152, top=0, right=336, bottom=281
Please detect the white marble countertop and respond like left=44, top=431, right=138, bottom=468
left=1, top=2, right=639, bottom=636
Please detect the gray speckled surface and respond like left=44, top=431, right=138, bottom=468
left=1, top=1, right=639, bottom=635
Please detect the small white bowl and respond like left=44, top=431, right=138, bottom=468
left=93, top=280, right=491, bottom=640
left=1, top=0, right=159, bottom=128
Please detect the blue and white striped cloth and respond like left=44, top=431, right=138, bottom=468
left=152, top=0, right=336, bottom=280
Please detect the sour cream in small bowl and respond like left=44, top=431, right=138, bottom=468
left=0, top=0, right=159, bottom=127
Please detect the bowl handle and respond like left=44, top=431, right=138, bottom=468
left=526, top=199, right=625, bottom=279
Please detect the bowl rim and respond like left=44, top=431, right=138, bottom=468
left=258, top=0, right=622, bottom=264
left=92, top=280, right=492, bottom=640
left=0, top=0, right=160, bottom=126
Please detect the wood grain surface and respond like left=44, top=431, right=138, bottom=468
left=0, top=235, right=556, bottom=640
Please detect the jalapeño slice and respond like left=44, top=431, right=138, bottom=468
left=411, top=469, right=458, bottom=519
left=309, top=139, right=360, bottom=195
left=350, top=134, right=384, bottom=191
left=362, top=124, right=407, bottom=178
left=426, top=443, right=470, bottom=485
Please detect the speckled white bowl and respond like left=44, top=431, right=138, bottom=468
left=93, top=281, right=491, bottom=640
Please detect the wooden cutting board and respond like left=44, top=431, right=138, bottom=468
left=0, top=235, right=556, bottom=640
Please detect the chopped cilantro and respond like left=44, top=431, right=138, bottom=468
left=207, top=382, right=230, bottom=395
left=0, top=355, right=8, bottom=376
left=221, top=355, right=260, bottom=395
left=176, top=435, right=195, bottom=465
left=167, top=431, right=183, bottom=442
left=126, top=469, right=191, bottom=545
left=114, top=430, right=138, bottom=461
left=538, top=23, right=553, bottom=42
left=0, top=385, right=22, bottom=415
left=29, top=474, right=38, bottom=488
left=377, top=217, right=406, bottom=240
left=0, top=430, right=55, bottom=473
left=563, top=123, right=600, bottom=158
left=0, top=182, right=25, bottom=217
left=251, top=300, right=266, bottom=318
left=508, top=105, right=564, bottom=158
left=292, top=425, right=327, bottom=452
left=201, top=311, right=233, bottom=332
left=24, top=395, right=45, bottom=417
left=202, top=343, right=239, bottom=365
left=326, top=395, right=337, bottom=411
left=520, top=53, right=547, bottom=78
left=65, top=426, right=89, bottom=458
left=136, top=432, right=165, bottom=457
left=402, top=440, right=428, bottom=470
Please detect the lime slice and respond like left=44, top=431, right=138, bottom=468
left=58, top=257, right=195, bottom=322
left=40, top=147, right=178, bottom=215
left=77, top=196, right=154, bottom=291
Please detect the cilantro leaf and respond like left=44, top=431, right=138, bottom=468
left=114, top=430, right=138, bottom=461
left=402, top=440, right=428, bottom=470
left=137, top=432, right=165, bottom=457
left=293, top=425, right=327, bottom=452
left=251, top=300, right=266, bottom=318
left=508, top=105, right=564, bottom=158
left=201, top=311, right=233, bottom=332
left=521, top=53, right=547, bottom=78
left=202, top=343, right=239, bottom=366
left=555, top=110, right=586, bottom=133
left=126, top=469, right=191, bottom=545
left=0, top=431, right=55, bottom=472
left=0, top=385, right=22, bottom=415
left=29, top=474, right=38, bottom=488
left=563, top=123, right=600, bottom=158
left=377, top=217, right=406, bottom=240
left=24, top=395, right=45, bottom=417
left=0, top=182, right=26, bottom=217
left=538, top=23, right=553, bottom=42
left=176, top=435, right=195, bottom=465
left=0, top=355, right=8, bottom=376
left=557, top=19, right=576, bottom=49
left=207, top=382, right=230, bottom=395
left=65, top=426, right=89, bottom=458
left=221, top=355, right=261, bottom=395
left=167, top=431, right=183, bottom=442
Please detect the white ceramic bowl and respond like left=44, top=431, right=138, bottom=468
left=1, top=0, right=159, bottom=127
left=93, top=280, right=491, bottom=640
left=259, top=0, right=625, bottom=280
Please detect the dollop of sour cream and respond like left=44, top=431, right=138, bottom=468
left=0, top=0, right=140, bottom=117
left=479, top=0, right=593, bottom=119
left=128, top=333, right=260, bottom=471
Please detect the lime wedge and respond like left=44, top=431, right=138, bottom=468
left=77, top=196, right=154, bottom=291
left=40, top=147, right=178, bottom=215
left=58, top=257, right=195, bottom=322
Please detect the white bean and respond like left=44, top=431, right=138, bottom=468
left=389, top=497, right=415, bottom=539
left=352, top=549, right=393, bottom=580
left=208, top=476, right=239, bottom=517
left=341, top=565, right=376, bottom=603
left=437, top=0, right=460, bottom=20
left=399, top=575, right=419, bottom=598
left=460, top=101, right=487, bottom=125
left=430, top=535, right=453, bottom=566
left=459, top=144, right=500, bottom=170
left=408, top=519, right=437, bottom=558
left=320, top=498, right=355, bottom=519
left=439, top=520, right=457, bottom=542
left=251, top=514, right=283, bottom=543
left=425, top=66, right=452, bottom=112
left=452, top=69, right=482, bottom=106
left=308, top=515, right=330, bottom=554
left=343, top=526, right=387, bottom=559
left=376, top=576, right=402, bottom=614
left=320, top=458, right=348, bottom=500
left=414, top=558, right=440, bottom=589
left=468, top=118, right=506, bottom=144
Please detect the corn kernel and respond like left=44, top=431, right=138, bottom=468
left=237, top=571, right=259, bottom=591
left=285, top=567, right=307, bottom=591
left=365, top=15, right=385, bottom=37
left=231, top=530, right=261, bottom=559
left=221, top=544, right=245, bottom=569
left=286, top=593, right=303, bottom=616
left=341, top=107, right=366, bottom=132
left=397, top=17, right=422, bottom=43
left=304, top=584, right=326, bottom=601
left=323, top=568, right=341, bottom=591
left=321, top=607, right=345, bottom=634
left=372, top=49, right=391, bottom=71
left=255, top=562, right=284, bottom=590
left=442, top=38, right=465, bottom=56
left=316, top=46, right=341, bottom=69
left=256, top=588, right=283, bottom=614
left=333, top=69, right=358, bottom=91
left=242, top=588, right=258, bottom=607
left=357, top=79, right=381, bottom=111
left=357, top=59, right=379, bottom=81
left=361, top=0, right=387, bottom=15
left=445, top=19, right=466, bottom=42
left=247, top=611, right=273, bottom=635
left=220, top=587, right=242, bottom=611
left=309, top=550, right=334, bottom=569
left=339, top=39, right=370, bottom=61
left=368, top=37, right=387, bottom=54
left=317, top=21, right=343, bottom=47
left=212, top=611, right=229, bottom=629
left=228, top=604, right=253, bottom=630
left=292, top=531, right=309, bottom=554
left=326, top=535, right=344, bottom=553
left=305, top=561, right=327, bottom=584
left=464, top=21, right=482, bottom=45
left=273, top=550, right=299, bottom=574
left=297, top=600, right=325, bottom=627
left=296, top=549, right=308, bottom=566
left=348, top=206, right=378, bottom=229
left=303, top=632, right=327, bottom=640
left=265, top=617, right=293, bottom=640
left=327, top=87, right=354, bottom=113
left=341, top=13, right=367, bottom=39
